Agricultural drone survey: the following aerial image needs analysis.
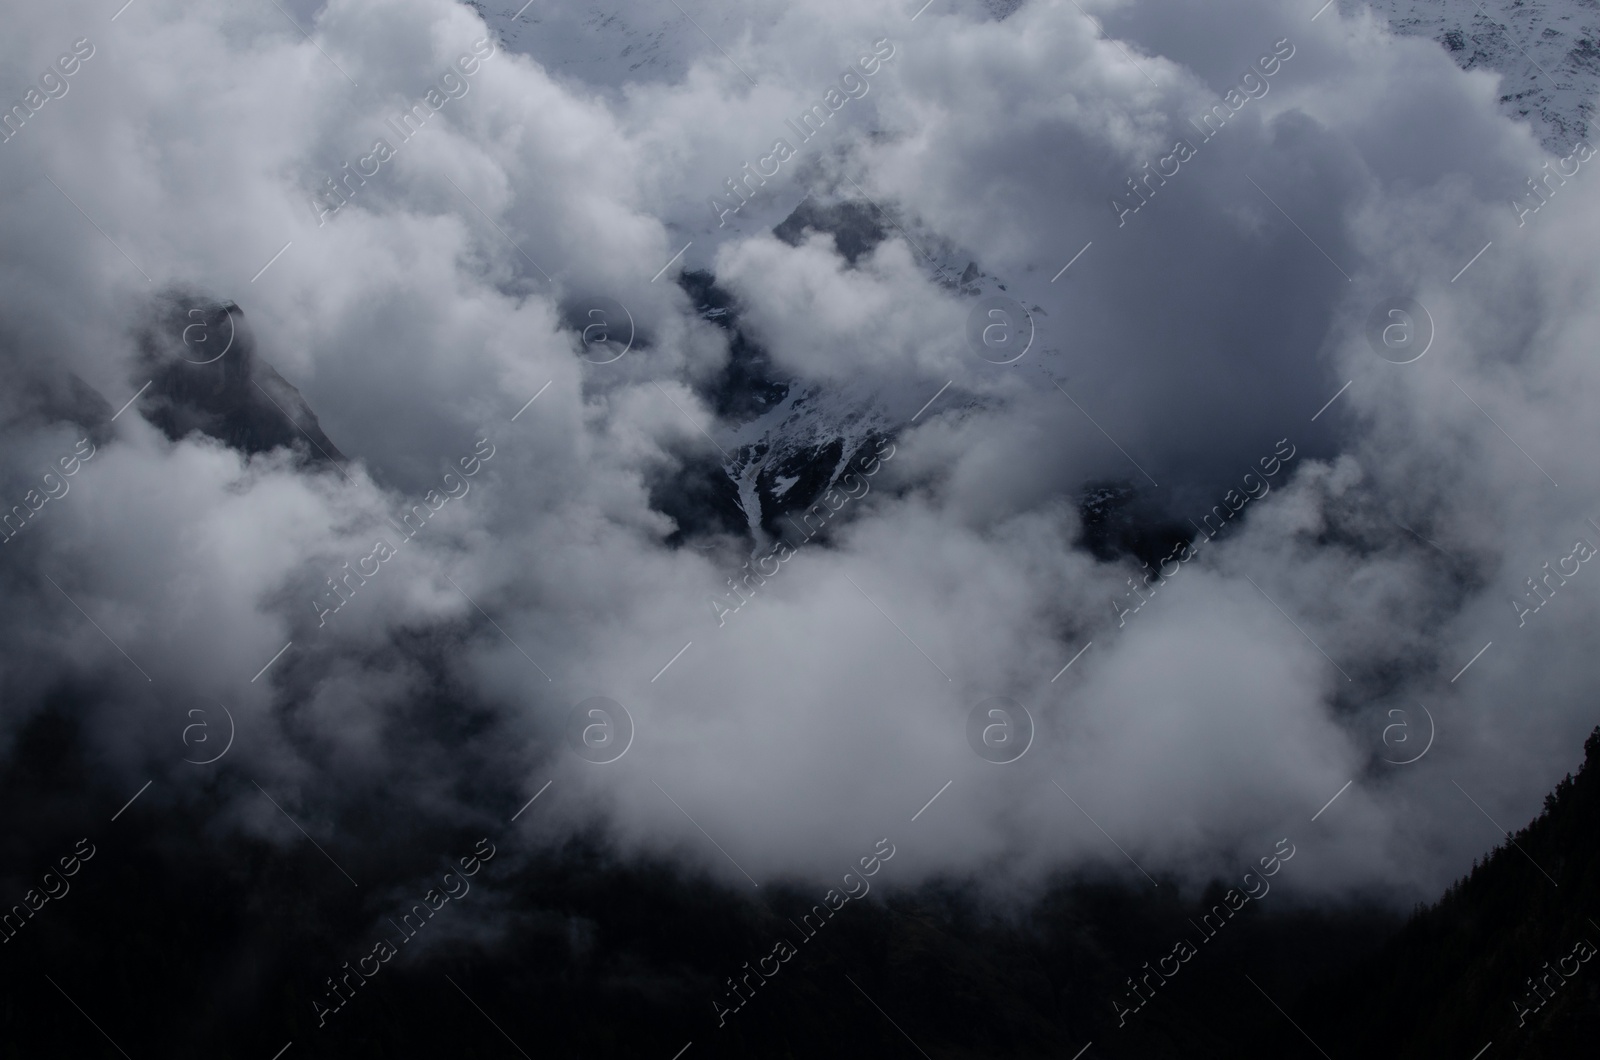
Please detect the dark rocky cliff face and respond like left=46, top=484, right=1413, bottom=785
left=131, top=292, right=345, bottom=468
left=660, top=267, right=896, bottom=552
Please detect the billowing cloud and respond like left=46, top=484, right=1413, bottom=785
left=1, top=0, right=1597, bottom=938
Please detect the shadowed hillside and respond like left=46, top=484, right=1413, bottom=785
left=1302, top=726, right=1600, bottom=1058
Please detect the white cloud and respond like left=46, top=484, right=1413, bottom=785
left=1, top=0, right=1597, bottom=917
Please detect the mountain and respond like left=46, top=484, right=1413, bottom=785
left=1300, top=724, right=1600, bottom=1058
left=668, top=262, right=898, bottom=549
left=12, top=672, right=1593, bottom=1056
left=1364, top=0, right=1600, bottom=151
left=0, top=697, right=1398, bottom=1060
left=476, top=0, right=1600, bottom=573
left=6, top=278, right=1598, bottom=1055
left=131, top=294, right=347, bottom=468
left=476, top=1, right=1076, bottom=562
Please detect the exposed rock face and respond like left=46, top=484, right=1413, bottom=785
left=772, top=198, right=888, bottom=266
left=663, top=266, right=895, bottom=550
left=132, top=292, right=345, bottom=468
left=1364, top=0, right=1600, bottom=150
